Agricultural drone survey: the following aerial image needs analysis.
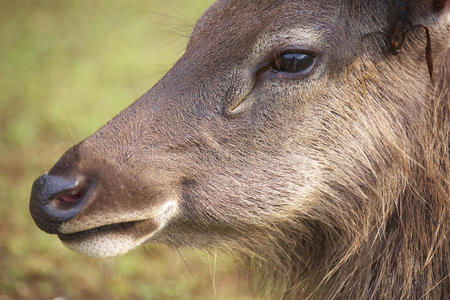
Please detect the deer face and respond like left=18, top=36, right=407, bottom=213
left=30, top=0, right=447, bottom=257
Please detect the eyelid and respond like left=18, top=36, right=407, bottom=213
left=276, top=48, right=318, bottom=57
left=255, top=49, right=318, bottom=81
left=256, top=46, right=319, bottom=74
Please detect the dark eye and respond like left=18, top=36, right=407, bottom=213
left=272, top=52, right=316, bottom=74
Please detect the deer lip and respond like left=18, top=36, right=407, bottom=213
left=57, top=220, right=142, bottom=241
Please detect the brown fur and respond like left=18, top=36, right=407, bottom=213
left=30, top=0, right=449, bottom=299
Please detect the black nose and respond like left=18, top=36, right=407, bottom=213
left=30, top=174, right=95, bottom=234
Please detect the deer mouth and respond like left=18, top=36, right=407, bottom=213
left=56, top=201, right=179, bottom=257
left=56, top=219, right=159, bottom=257
left=57, top=220, right=143, bottom=241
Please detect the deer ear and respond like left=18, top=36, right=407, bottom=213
left=433, top=0, right=449, bottom=27
left=413, top=0, right=449, bottom=22
left=432, top=0, right=448, bottom=12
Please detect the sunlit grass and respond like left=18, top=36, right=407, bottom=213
left=0, top=1, right=252, bottom=299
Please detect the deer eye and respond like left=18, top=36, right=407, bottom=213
left=271, top=51, right=316, bottom=74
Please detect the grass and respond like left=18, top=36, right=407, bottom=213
left=0, top=1, right=253, bottom=299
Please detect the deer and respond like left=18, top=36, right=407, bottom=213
left=30, top=0, right=449, bottom=299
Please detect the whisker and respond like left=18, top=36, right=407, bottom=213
left=175, top=247, right=196, bottom=281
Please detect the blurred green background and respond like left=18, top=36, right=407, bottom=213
left=0, top=1, right=253, bottom=299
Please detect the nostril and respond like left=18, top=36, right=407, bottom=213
left=42, top=176, right=95, bottom=220
left=30, top=174, right=96, bottom=234
left=54, top=192, right=84, bottom=206
left=48, top=178, right=91, bottom=210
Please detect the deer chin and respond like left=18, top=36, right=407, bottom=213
left=57, top=201, right=179, bottom=257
